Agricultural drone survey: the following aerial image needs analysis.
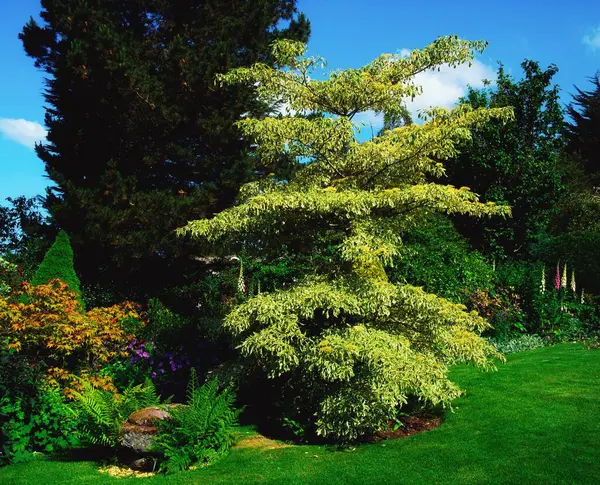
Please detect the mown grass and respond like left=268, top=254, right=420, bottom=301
left=2, top=343, right=600, bottom=484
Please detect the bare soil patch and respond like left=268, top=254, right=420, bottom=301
left=234, top=435, right=293, bottom=451
left=368, top=415, right=442, bottom=442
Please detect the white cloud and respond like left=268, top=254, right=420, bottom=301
left=400, top=49, right=496, bottom=119
left=353, top=50, right=495, bottom=131
left=0, top=118, right=47, bottom=149
left=353, top=110, right=384, bottom=134
left=583, top=26, right=600, bottom=50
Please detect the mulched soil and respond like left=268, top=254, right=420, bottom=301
left=366, top=414, right=442, bottom=442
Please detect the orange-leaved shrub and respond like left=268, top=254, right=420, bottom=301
left=0, top=279, right=143, bottom=396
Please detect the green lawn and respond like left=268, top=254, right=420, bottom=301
left=2, top=343, right=600, bottom=484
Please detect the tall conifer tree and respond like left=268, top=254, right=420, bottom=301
left=20, top=0, right=310, bottom=301
left=566, top=72, right=600, bottom=178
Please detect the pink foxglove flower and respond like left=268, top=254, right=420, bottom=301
left=554, top=262, right=561, bottom=290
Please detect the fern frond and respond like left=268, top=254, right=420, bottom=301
left=153, top=374, right=239, bottom=472
left=71, top=379, right=161, bottom=448
left=186, top=368, right=200, bottom=405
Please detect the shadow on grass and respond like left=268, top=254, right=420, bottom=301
left=238, top=393, right=447, bottom=448
left=50, top=446, right=115, bottom=463
left=50, top=446, right=148, bottom=468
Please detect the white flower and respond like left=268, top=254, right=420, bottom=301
left=540, top=265, right=546, bottom=294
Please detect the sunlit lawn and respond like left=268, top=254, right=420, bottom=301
left=2, top=343, right=600, bottom=484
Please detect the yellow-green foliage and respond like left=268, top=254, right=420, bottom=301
left=179, top=37, right=512, bottom=441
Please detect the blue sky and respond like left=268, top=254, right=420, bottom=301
left=1, top=0, right=599, bottom=202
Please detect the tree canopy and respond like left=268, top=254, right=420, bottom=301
left=179, top=37, right=513, bottom=441
left=20, top=0, right=310, bottom=302
left=533, top=72, right=600, bottom=293
left=566, top=72, right=600, bottom=178
left=445, top=60, right=564, bottom=258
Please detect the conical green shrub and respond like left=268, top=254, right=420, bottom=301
left=32, top=230, right=82, bottom=299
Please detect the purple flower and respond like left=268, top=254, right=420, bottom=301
left=142, top=352, right=149, bottom=358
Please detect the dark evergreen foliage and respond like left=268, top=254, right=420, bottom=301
left=566, top=72, right=600, bottom=178
left=390, top=215, right=494, bottom=304
left=533, top=73, right=600, bottom=293
left=20, top=0, right=310, bottom=302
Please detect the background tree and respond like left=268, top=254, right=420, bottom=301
left=565, top=72, right=600, bottom=179
left=534, top=73, right=600, bottom=293
left=20, top=0, right=310, bottom=303
left=179, top=37, right=513, bottom=442
left=446, top=61, right=564, bottom=258
left=378, top=104, right=413, bottom=134
left=0, top=196, right=51, bottom=279
left=390, top=214, right=494, bottom=305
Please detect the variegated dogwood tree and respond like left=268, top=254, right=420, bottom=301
left=179, top=36, right=513, bottom=441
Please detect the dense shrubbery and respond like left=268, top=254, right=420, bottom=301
left=1, top=232, right=238, bottom=467
left=101, top=298, right=209, bottom=400
left=0, top=280, right=142, bottom=395
left=391, top=215, right=494, bottom=304
left=1, top=235, right=147, bottom=464
left=0, top=279, right=148, bottom=464
left=0, top=384, right=78, bottom=465
left=0, top=350, right=78, bottom=465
